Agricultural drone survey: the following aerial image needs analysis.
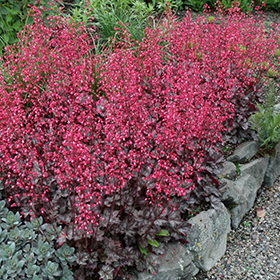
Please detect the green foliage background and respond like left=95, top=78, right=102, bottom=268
left=0, top=0, right=279, bottom=57
left=249, top=85, right=280, bottom=154
left=0, top=0, right=62, bottom=56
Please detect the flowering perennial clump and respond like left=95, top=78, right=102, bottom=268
left=159, top=4, right=279, bottom=143
left=0, top=3, right=279, bottom=279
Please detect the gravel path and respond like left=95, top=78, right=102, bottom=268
left=193, top=176, right=280, bottom=280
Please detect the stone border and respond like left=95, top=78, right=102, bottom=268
left=130, top=141, right=280, bottom=280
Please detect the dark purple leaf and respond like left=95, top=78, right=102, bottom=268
left=119, top=219, right=138, bottom=236
left=209, top=195, right=222, bottom=210
left=74, top=251, right=89, bottom=266
left=95, top=228, right=105, bottom=242
left=175, top=220, right=191, bottom=236
left=103, top=237, right=122, bottom=251
left=56, top=213, right=71, bottom=224
left=136, top=259, right=146, bottom=272
left=122, top=247, right=139, bottom=266
left=99, top=210, right=121, bottom=227
left=57, top=229, right=67, bottom=244
left=178, top=238, right=189, bottom=244
left=85, top=262, right=97, bottom=277
left=98, top=265, right=114, bottom=280
left=151, top=242, right=167, bottom=255
left=145, top=253, right=161, bottom=274
left=153, top=215, right=169, bottom=227
left=104, top=249, right=122, bottom=264
left=167, top=210, right=182, bottom=228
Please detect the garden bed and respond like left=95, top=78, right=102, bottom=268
left=0, top=2, right=280, bottom=280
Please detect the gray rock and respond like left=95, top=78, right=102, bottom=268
left=186, top=203, right=230, bottom=272
left=130, top=204, right=230, bottom=279
left=217, top=161, right=237, bottom=180
left=273, top=103, right=280, bottom=117
left=227, top=141, right=260, bottom=163
left=221, top=175, right=251, bottom=207
left=117, top=141, right=279, bottom=279
left=221, top=157, right=269, bottom=229
left=263, top=142, right=280, bottom=187
left=239, top=157, right=269, bottom=185
left=229, top=182, right=257, bottom=229
left=130, top=243, right=198, bottom=280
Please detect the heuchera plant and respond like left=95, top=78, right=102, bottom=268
left=160, top=1, right=280, bottom=144
left=0, top=3, right=279, bottom=279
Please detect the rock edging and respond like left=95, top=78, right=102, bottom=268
left=129, top=141, right=280, bottom=280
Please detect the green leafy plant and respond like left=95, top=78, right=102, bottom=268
left=218, top=0, right=258, bottom=13
left=263, top=0, right=280, bottom=11
left=1, top=210, right=21, bottom=229
left=155, top=229, right=170, bottom=236
left=0, top=226, right=7, bottom=243
left=151, top=0, right=185, bottom=11
left=41, top=261, right=61, bottom=279
left=0, top=200, right=75, bottom=280
left=7, top=227, right=22, bottom=245
left=0, top=242, right=17, bottom=259
left=266, top=68, right=279, bottom=79
left=6, top=255, right=25, bottom=278
left=274, top=49, right=280, bottom=58
left=41, top=223, right=62, bottom=242
left=0, top=0, right=63, bottom=56
left=222, top=144, right=234, bottom=154
left=138, top=242, right=148, bottom=256
left=25, top=216, right=44, bottom=232
left=32, top=241, right=55, bottom=262
left=0, top=200, right=8, bottom=221
left=137, top=230, right=169, bottom=257
left=67, top=0, right=155, bottom=54
left=25, top=263, right=40, bottom=278
left=249, top=84, right=280, bottom=155
left=55, top=243, right=75, bottom=265
left=147, top=239, right=159, bottom=247
left=183, top=0, right=212, bottom=12
left=61, top=267, right=74, bottom=280
left=172, top=0, right=279, bottom=13
left=185, top=204, right=210, bottom=218
left=243, top=220, right=251, bottom=227
left=234, top=162, right=241, bottom=174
